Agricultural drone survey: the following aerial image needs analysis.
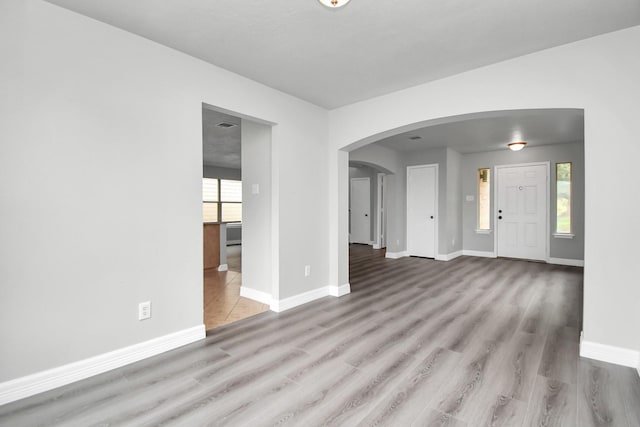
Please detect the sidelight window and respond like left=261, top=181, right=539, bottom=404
left=556, top=163, right=572, bottom=234
left=478, top=168, right=491, bottom=231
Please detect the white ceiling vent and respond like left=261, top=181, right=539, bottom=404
left=409, top=136, right=422, bottom=140
left=216, top=122, right=238, bottom=129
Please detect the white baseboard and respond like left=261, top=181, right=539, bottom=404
left=0, top=325, right=205, bottom=406
left=239, top=287, right=272, bottom=305
left=436, top=251, right=463, bottom=261
left=372, top=244, right=381, bottom=250
left=547, top=257, right=584, bottom=267
left=226, top=240, right=241, bottom=246
left=329, top=283, right=351, bottom=297
left=462, top=250, right=497, bottom=258
left=217, top=264, right=228, bottom=272
left=271, top=286, right=331, bottom=313
left=241, top=284, right=350, bottom=314
left=580, top=333, right=640, bottom=368
left=385, top=251, right=408, bottom=259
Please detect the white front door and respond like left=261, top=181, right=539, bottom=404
left=496, top=163, right=548, bottom=261
left=350, top=178, right=370, bottom=244
left=407, top=165, right=437, bottom=258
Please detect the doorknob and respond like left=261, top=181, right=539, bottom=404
left=498, top=216, right=503, bottom=220
left=430, top=216, right=434, bottom=219
left=365, top=214, right=368, bottom=217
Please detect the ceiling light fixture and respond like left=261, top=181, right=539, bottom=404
left=318, top=0, right=352, bottom=8
left=508, top=141, right=527, bottom=151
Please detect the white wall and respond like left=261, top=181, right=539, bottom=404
left=329, top=26, right=640, bottom=354
left=0, top=0, right=328, bottom=383
left=446, top=149, right=463, bottom=255
left=241, top=120, right=272, bottom=295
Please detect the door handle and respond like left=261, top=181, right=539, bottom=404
left=365, top=214, right=368, bottom=217
left=430, top=216, right=434, bottom=219
left=498, top=216, right=503, bottom=220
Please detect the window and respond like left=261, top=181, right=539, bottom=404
left=202, top=178, right=242, bottom=223
left=202, top=178, right=218, bottom=222
left=220, top=179, right=242, bottom=222
left=556, top=162, right=572, bottom=234
left=477, top=168, right=491, bottom=231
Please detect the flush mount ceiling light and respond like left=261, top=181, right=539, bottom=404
left=508, top=141, right=527, bottom=151
left=318, top=0, right=352, bottom=8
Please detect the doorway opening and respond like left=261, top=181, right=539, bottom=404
left=202, top=106, right=269, bottom=330
left=348, top=161, right=390, bottom=252
left=342, top=108, right=584, bottom=298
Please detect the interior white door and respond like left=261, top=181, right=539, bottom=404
left=497, top=164, right=547, bottom=261
left=350, top=178, right=370, bottom=244
left=407, top=165, right=436, bottom=258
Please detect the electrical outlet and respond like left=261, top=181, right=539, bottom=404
left=138, top=301, right=151, bottom=321
left=304, top=265, right=311, bottom=277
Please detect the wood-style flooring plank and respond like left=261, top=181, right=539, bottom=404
left=616, top=363, right=640, bottom=426
left=294, top=351, right=414, bottom=426
left=577, top=359, right=631, bottom=427
left=523, top=375, right=577, bottom=427
left=538, top=325, right=579, bottom=385
left=356, top=347, right=461, bottom=426
left=494, top=332, right=546, bottom=402
left=412, top=409, right=468, bottom=427
left=7, top=245, right=637, bottom=427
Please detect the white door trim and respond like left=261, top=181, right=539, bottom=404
left=494, top=161, right=550, bottom=261
left=406, top=164, right=439, bottom=258
left=375, top=173, right=385, bottom=249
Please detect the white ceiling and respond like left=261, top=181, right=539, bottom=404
left=376, top=109, right=584, bottom=153
left=202, top=108, right=241, bottom=169
left=46, top=0, right=640, bottom=108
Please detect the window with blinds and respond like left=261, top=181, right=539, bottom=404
left=202, top=178, right=242, bottom=223
left=220, top=180, right=242, bottom=222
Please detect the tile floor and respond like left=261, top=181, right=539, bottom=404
left=203, top=245, right=268, bottom=330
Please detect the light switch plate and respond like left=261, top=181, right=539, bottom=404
left=138, top=301, right=151, bottom=320
left=252, top=184, right=260, bottom=194
left=466, top=195, right=475, bottom=202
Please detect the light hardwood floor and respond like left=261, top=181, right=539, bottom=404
left=2, top=245, right=639, bottom=426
